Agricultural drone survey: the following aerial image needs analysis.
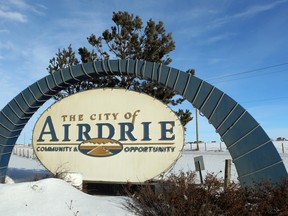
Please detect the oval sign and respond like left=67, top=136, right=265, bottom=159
left=32, top=88, right=184, bottom=183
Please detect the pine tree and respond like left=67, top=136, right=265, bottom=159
left=47, top=11, right=193, bottom=127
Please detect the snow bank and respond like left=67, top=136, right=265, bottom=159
left=0, top=178, right=132, bottom=216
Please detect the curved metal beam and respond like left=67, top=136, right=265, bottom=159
left=0, top=60, right=287, bottom=185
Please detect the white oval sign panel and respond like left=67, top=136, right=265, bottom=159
left=32, top=88, right=184, bottom=183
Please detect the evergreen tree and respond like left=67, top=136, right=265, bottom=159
left=47, top=11, right=193, bottom=127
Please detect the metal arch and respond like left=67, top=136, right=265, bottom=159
left=0, top=59, right=287, bottom=186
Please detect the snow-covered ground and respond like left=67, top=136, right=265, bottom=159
left=2, top=141, right=288, bottom=216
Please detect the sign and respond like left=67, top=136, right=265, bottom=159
left=194, top=156, right=205, bottom=171
left=194, top=155, right=205, bottom=184
left=32, top=88, right=184, bottom=183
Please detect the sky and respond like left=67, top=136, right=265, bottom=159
left=0, top=0, right=288, bottom=143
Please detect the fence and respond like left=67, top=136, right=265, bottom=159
left=184, top=141, right=288, bottom=153
left=184, top=142, right=226, bottom=152
left=13, top=144, right=36, bottom=159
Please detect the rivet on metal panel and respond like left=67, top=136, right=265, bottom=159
left=199, top=111, right=205, bottom=117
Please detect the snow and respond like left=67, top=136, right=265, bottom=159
left=0, top=178, right=131, bottom=216
left=4, top=154, right=133, bottom=216
left=1, top=141, right=288, bottom=215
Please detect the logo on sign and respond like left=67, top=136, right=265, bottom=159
left=78, top=138, right=123, bottom=157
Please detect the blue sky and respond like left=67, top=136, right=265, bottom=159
left=0, top=0, right=288, bottom=143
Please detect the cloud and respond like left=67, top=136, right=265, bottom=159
left=0, top=0, right=46, bottom=23
left=232, top=0, right=288, bottom=19
left=174, top=0, right=288, bottom=49
left=0, top=29, right=10, bottom=33
left=0, top=41, right=15, bottom=50
left=207, top=58, right=225, bottom=65
left=212, top=0, right=288, bottom=28
left=0, top=8, right=27, bottom=22
left=7, top=0, right=29, bottom=9
left=7, top=0, right=46, bottom=15
left=204, top=33, right=235, bottom=45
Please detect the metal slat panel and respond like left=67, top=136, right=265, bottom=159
left=222, top=112, right=259, bottom=146
left=234, top=142, right=282, bottom=177
left=200, top=87, right=223, bottom=118
left=209, top=94, right=237, bottom=129
left=239, top=162, right=287, bottom=186
left=192, top=82, right=214, bottom=109
left=174, top=72, right=191, bottom=96
left=228, top=126, right=268, bottom=158
left=182, top=76, right=202, bottom=102
left=164, top=68, right=179, bottom=90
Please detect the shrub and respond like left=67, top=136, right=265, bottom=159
left=125, top=171, right=288, bottom=215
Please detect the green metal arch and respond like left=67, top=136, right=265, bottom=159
left=0, top=60, right=287, bottom=185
